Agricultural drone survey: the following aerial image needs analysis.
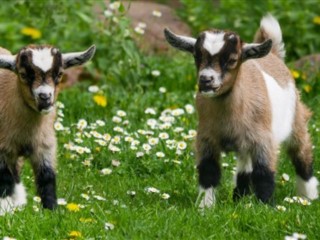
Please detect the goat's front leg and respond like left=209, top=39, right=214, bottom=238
left=196, top=138, right=221, bottom=208
left=251, top=141, right=276, bottom=203
left=31, top=145, right=57, bottom=210
left=0, top=152, right=15, bottom=199
left=0, top=151, right=27, bottom=213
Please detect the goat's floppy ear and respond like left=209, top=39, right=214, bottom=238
left=62, top=45, right=96, bottom=69
left=241, top=39, right=272, bottom=61
left=0, top=55, right=16, bottom=71
left=164, top=28, right=196, bottom=53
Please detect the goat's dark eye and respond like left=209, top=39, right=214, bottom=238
left=55, top=72, right=64, bottom=82
left=58, top=72, right=63, bottom=78
left=19, top=73, right=27, bottom=79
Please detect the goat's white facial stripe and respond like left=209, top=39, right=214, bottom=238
left=31, top=48, right=53, bottom=72
left=203, top=32, right=225, bottom=56
left=262, top=70, right=296, bottom=144
left=33, top=84, right=54, bottom=101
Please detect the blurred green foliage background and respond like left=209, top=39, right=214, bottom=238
left=0, top=0, right=319, bottom=95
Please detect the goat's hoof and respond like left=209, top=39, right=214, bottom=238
left=42, top=198, right=57, bottom=210
left=233, top=187, right=251, bottom=201
left=196, top=187, right=216, bottom=209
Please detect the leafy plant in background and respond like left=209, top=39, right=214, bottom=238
left=0, top=2, right=320, bottom=239
left=1, top=0, right=319, bottom=95
left=0, top=0, right=189, bottom=91
left=178, top=0, right=320, bottom=62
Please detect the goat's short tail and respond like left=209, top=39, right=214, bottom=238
left=254, top=14, right=285, bottom=60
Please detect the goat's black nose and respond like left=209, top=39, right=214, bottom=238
left=199, top=75, right=213, bottom=84
left=38, top=93, right=51, bottom=101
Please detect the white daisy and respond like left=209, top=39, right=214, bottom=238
left=88, top=85, right=100, bottom=93
left=117, top=110, right=127, bottom=117
left=151, top=70, right=161, bottom=77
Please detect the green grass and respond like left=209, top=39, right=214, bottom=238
left=0, top=1, right=319, bottom=239
left=0, top=76, right=320, bottom=239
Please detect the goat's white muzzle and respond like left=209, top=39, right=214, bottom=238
left=33, top=84, right=55, bottom=114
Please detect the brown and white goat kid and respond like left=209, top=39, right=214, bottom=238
left=0, top=44, right=96, bottom=213
left=164, top=15, right=318, bottom=207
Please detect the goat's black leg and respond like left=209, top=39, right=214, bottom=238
left=35, top=163, right=57, bottom=210
left=196, top=138, right=221, bottom=208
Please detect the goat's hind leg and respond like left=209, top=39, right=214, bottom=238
left=251, top=142, right=276, bottom=204
left=233, top=153, right=252, bottom=201
left=0, top=152, right=27, bottom=214
left=287, top=121, right=318, bottom=200
left=0, top=161, right=14, bottom=199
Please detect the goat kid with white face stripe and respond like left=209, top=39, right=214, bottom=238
left=11, top=45, right=95, bottom=114
left=164, top=14, right=318, bottom=208
left=0, top=44, right=95, bottom=213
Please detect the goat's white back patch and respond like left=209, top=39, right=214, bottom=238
left=31, top=48, right=53, bottom=72
left=262, top=71, right=296, bottom=144
left=203, top=32, right=225, bottom=56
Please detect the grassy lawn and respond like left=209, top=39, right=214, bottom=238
left=0, top=78, right=319, bottom=239
left=0, top=0, right=320, bottom=239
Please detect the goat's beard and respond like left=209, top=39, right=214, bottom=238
left=199, top=90, right=217, bottom=98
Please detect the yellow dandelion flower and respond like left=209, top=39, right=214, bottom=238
left=313, top=16, right=320, bottom=25
left=79, top=217, right=95, bottom=223
left=303, top=84, right=312, bottom=93
left=301, top=73, right=307, bottom=81
left=21, top=27, right=42, bottom=39
left=68, top=231, right=82, bottom=238
left=66, top=203, right=80, bottom=212
left=290, top=69, right=300, bottom=79
left=93, top=95, right=107, bottom=107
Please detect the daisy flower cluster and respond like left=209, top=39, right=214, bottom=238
left=145, top=187, right=170, bottom=200
left=275, top=172, right=312, bottom=212
left=285, top=232, right=307, bottom=240
left=50, top=86, right=197, bottom=225
left=55, top=89, right=197, bottom=170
